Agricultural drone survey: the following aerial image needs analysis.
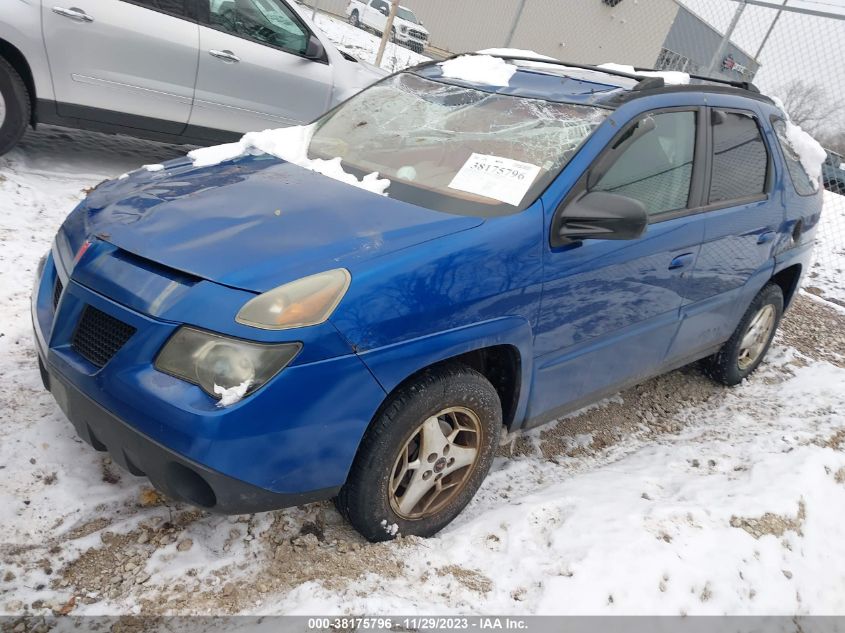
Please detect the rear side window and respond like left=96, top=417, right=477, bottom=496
left=709, top=110, right=769, bottom=204
left=593, top=110, right=697, bottom=216
left=772, top=119, right=817, bottom=196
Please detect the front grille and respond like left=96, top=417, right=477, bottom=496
left=52, top=278, right=64, bottom=311
left=409, top=29, right=427, bottom=41
left=71, top=306, right=137, bottom=368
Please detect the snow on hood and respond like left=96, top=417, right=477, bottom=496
left=439, top=55, right=517, bottom=87
left=599, top=62, right=690, bottom=86
left=187, top=125, right=391, bottom=196
left=78, top=157, right=483, bottom=293
left=771, top=96, right=827, bottom=189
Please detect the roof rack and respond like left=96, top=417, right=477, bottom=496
left=422, top=53, right=762, bottom=94
left=630, top=65, right=761, bottom=93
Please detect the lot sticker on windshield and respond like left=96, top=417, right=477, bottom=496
left=448, top=154, right=542, bottom=206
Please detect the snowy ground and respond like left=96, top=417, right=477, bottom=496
left=311, top=10, right=430, bottom=72
left=1, top=123, right=845, bottom=617
left=807, top=191, right=845, bottom=307
left=1, top=16, right=844, bottom=613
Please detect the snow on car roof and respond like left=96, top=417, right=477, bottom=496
left=412, top=53, right=774, bottom=109
left=414, top=58, right=636, bottom=107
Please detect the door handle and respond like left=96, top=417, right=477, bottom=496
left=757, top=230, right=777, bottom=245
left=668, top=253, right=695, bottom=270
left=209, top=49, right=240, bottom=63
left=52, top=6, right=94, bottom=22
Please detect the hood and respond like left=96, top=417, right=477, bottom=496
left=77, top=156, right=482, bottom=293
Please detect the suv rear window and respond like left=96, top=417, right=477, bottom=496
left=709, top=110, right=769, bottom=204
left=772, top=119, right=817, bottom=196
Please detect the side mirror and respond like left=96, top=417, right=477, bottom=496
left=558, top=191, right=648, bottom=241
left=378, top=6, right=389, bottom=15
left=305, top=34, right=325, bottom=60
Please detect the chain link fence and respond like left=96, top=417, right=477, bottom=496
left=663, top=1, right=845, bottom=306
left=310, top=0, right=844, bottom=305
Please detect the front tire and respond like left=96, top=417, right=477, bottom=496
left=336, top=364, right=502, bottom=542
left=0, top=57, right=30, bottom=156
left=702, top=283, right=783, bottom=386
left=348, top=10, right=359, bottom=27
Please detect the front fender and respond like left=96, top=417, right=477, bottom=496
left=356, top=316, right=535, bottom=429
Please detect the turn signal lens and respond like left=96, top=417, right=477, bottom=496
left=236, top=269, right=351, bottom=330
left=74, top=239, right=92, bottom=263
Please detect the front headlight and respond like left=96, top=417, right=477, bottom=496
left=236, top=269, right=351, bottom=330
left=155, top=327, right=300, bottom=401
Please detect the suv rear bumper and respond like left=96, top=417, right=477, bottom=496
left=36, top=352, right=339, bottom=513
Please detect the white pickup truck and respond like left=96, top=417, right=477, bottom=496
left=345, top=0, right=430, bottom=53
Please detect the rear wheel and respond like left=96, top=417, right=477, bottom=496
left=702, top=283, right=783, bottom=386
left=336, top=364, right=501, bottom=542
left=0, top=57, right=30, bottom=156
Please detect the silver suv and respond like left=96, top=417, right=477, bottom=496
left=0, top=0, right=386, bottom=154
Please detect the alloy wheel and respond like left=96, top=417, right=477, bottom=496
left=737, top=304, right=776, bottom=370
left=389, top=406, right=482, bottom=519
left=0, top=91, right=6, bottom=129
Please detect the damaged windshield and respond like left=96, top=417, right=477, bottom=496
left=309, top=73, right=608, bottom=216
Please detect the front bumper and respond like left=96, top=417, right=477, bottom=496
left=32, top=243, right=388, bottom=513
left=396, top=30, right=428, bottom=47
left=37, top=355, right=334, bottom=513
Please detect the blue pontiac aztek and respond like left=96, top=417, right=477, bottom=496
left=33, top=55, right=822, bottom=541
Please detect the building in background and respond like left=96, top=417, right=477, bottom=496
left=656, top=4, right=759, bottom=81
left=320, top=0, right=759, bottom=81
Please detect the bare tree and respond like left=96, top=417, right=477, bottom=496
left=776, top=79, right=843, bottom=135
left=819, top=131, right=845, bottom=157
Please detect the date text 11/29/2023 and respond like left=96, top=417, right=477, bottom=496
left=306, top=617, right=529, bottom=630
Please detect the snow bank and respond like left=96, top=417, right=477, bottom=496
left=440, top=55, right=517, bottom=86
left=599, top=62, right=690, bottom=86
left=187, top=125, right=390, bottom=196
left=771, top=96, right=827, bottom=188
left=810, top=190, right=845, bottom=303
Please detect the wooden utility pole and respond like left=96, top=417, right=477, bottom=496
left=375, top=0, right=400, bottom=67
